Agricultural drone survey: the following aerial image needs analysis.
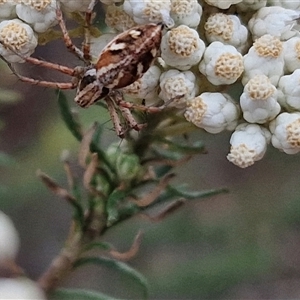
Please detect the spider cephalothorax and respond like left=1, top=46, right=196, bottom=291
left=0, top=2, right=165, bottom=137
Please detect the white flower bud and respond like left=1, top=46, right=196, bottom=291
left=170, top=0, right=202, bottom=28
left=283, top=37, right=300, bottom=73
left=0, top=19, right=38, bottom=63
left=199, top=41, right=244, bottom=85
left=227, top=123, right=271, bottom=168
left=242, top=34, right=284, bottom=86
left=248, top=6, right=299, bottom=40
left=16, top=0, right=57, bottom=33
left=0, top=211, right=19, bottom=265
left=0, top=0, right=17, bottom=21
left=159, top=69, right=198, bottom=108
left=204, top=13, right=249, bottom=53
left=204, top=0, right=242, bottom=9
left=0, top=278, right=46, bottom=299
left=240, top=75, right=280, bottom=124
left=277, top=69, right=300, bottom=111
left=237, top=0, right=267, bottom=11
left=123, top=0, right=174, bottom=26
left=105, top=5, right=136, bottom=31
left=184, top=92, right=239, bottom=134
left=270, top=112, right=300, bottom=154
left=161, top=25, right=205, bottom=71
left=267, top=0, right=300, bottom=9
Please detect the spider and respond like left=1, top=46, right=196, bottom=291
left=0, top=0, right=165, bottom=138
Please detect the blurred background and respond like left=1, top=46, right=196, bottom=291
left=1, top=11, right=300, bottom=300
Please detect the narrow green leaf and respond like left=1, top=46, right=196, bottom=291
left=57, top=90, right=82, bottom=141
left=152, top=147, right=183, bottom=161
left=166, top=185, right=229, bottom=200
left=147, top=186, right=228, bottom=208
left=106, top=189, right=128, bottom=226
left=158, top=138, right=206, bottom=154
left=49, top=288, right=121, bottom=300
left=154, top=165, right=173, bottom=178
left=74, top=257, right=148, bottom=299
left=83, top=241, right=112, bottom=252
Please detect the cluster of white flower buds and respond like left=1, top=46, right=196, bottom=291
left=1, top=0, right=300, bottom=168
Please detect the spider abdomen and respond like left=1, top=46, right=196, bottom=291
left=75, top=23, right=163, bottom=108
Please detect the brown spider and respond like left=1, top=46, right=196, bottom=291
left=0, top=0, right=164, bottom=138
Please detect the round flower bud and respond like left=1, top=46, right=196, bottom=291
left=0, top=278, right=46, bottom=299
left=159, top=69, right=198, bottom=108
left=277, top=69, right=300, bottom=111
left=283, top=37, right=300, bottom=73
left=240, top=75, right=280, bottom=124
left=248, top=6, right=299, bottom=40
left=0, top=19, right=38, bottom=63
left=270, top=112, right=300, bottom=154
left=227, top=123, right=271, bottom=168
left=0, top=211, right=19, bottom=265
left=0, top=0, right=17, bottom=21
left=242, top=34, right=284, bottom=86
left=16, top=0, right=57, bottom=33
left=184, top=92, right=239, bottom=134
left=105, top=5, right=136, bottom=31
left=267, top=0, right=300, bottom=9
left=170, top=0, right=202, bottom=28
left=204, top=13, right=249, bottom=53
left=199, top=41, right=244, bottom=85
left=237, top=0, right=267, bottom=11
left=123, top=0, right=174, bottom=27
left=204, top=0, right=242, bottom=9
left=161, top=25, right=205, bottom=71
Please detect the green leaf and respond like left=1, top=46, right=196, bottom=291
left=106, top=189, right=128, bottom=226
left=166, top=185, right=229, bottom=200
left=159, top=138, right=206, bottom=154
left=152, top=147, right=184, bottom=161
left=57, top=89, right=82, bottom=141
left=49, top=288, right=121, bottom=300
left=147, top=185, right=228, bottom=208
left=83, top=241, right=112, bottom=252
left=74, top=257, right=148, bottom=299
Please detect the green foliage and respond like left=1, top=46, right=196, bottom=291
left=33, top=90, right=228, bottom=299
left=74, top=257, right=149, bottom=299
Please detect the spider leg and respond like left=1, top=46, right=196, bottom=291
left=105, top=96, right=125, bottom=138
left=119, top=105, right=146, bottom=132
left=113, top=91, right=165, bottom=113
left=0, top=40, right=77, bottom=76
left=82, top=0, right=97, bottom=61
left=56, top=2, right=87, bottom=63
left=1, top=54, right=76, bottom=89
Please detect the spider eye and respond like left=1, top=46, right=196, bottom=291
left=79, top=74, right=96, bottom=90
